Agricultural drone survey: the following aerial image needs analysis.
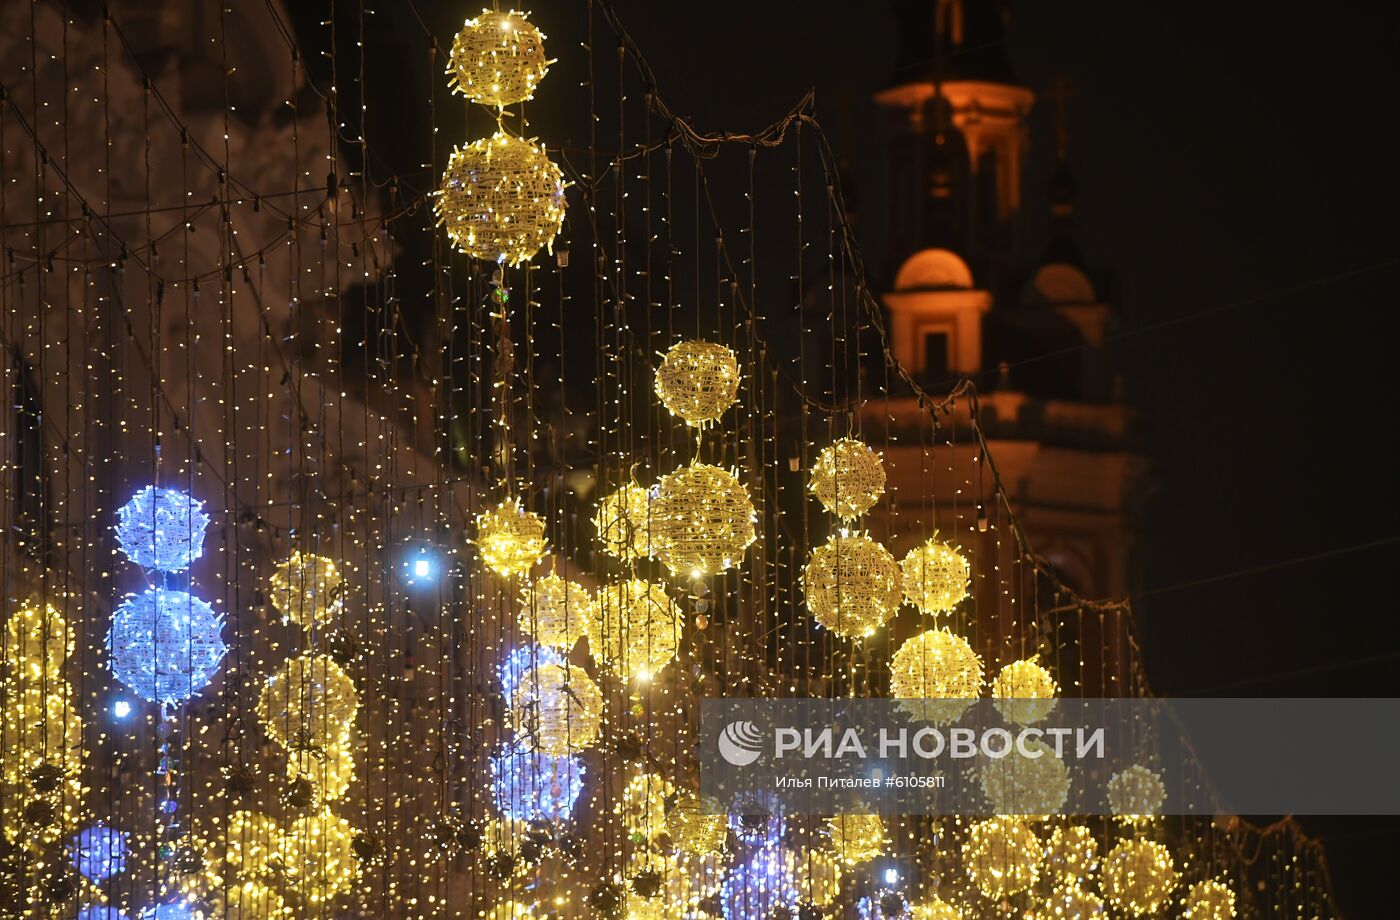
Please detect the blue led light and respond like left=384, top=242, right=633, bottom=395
left=112, top=699, right=133, bottom=719
left=498, top=644, right=564, bottom=696
left=114, top=486, right=210, bottom=573
left=721, top=848, right=798, bottom=919
left=108, top=588, right=227, bottom=704
left=490, top=744, right=585, bottom=823
left=70, top=822, right=129, bottom=881
left=138, top=903, right=201, bottom=920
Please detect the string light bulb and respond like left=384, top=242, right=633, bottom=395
left=802, top=531, right=902, bottom=638
left=446, top=9, right=551, bottom=108
left=809, top=438, right=886, bottom=520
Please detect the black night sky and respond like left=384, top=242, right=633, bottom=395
left=291, top=1, right=1400, bottom=912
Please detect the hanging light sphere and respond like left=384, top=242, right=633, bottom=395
left=979, top=737, right=1070, bottom=817
left=256, top=653, right=359, bottom=749
left=108, top=588, right=227, bottom=705
left=475, top=498, right=548, bottom=578
left=208, top=881, right=287, bottom=920
left=6, top=601, right=74, bottom=676
left=666, top=793, right=728, bottom=857
left=1036, top=885, right=1105, bottom=919
left=506, top=661, right=603, bottom=755
left=114, top=486, right=210, bottom=573
left=654, top=340, right=740, bottom=428
left=809, top=438, right=886, bottom=520
left=786, top=848, right=842, bottom=908
left=446, top=9, right=550, bottom=108
left=618, top=772, right=675, bottom=844
left=888, top=628, right=984, bottom=724
left=910, top=897, right=964, bottom=920
left=287, top=740, right=356, bottom=802
left=594, top=482, right=654, bottom=560
left=1044, top=824, right=1099, bottom=880
left=69, top=823, right=129, bottom=882
left=280, top=807, right=359, bottom=905
left=720, top=847, right=798, bottom=920
left=650, top=463, right=757, bottom=577
left=1101, top=838, right=1177, bottom=916
left=218, top=809, right=283, bottom=881
left=1106, top=765, right=1167, bottom=825
left=991, top=657, right=1059, bottom=726
left=825, top=814, right=888, bottom=865
left=961, top=816, right=1043, bottom=899
left=802, top=532, right=902, bottom=638
left=268, top=551, right=344, bottom=628
left=436, top=132, right=567, bottom=266
left=900, top=536, right=970, bottom=616
left=591, top=579, right=681, bottom=680
left=498, top=644, right=565, bottom=696
left=490, top=745, right=585, bottom=824
left=519, top=573, right=595, bottom=651
left=1182, top=879, right=1237, bottom=919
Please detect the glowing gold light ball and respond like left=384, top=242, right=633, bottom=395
left=787, top=848, right=842, bottom=907
left=1106, top=764, right=1166, bottom=825
left=5, top=601, right=73, bottom=675
left=475, top=498, right=548, bottom=578
left=481, top=902, right=538, bottom=920
left=1036, top=885, right=1105, bottom=919
left=591, top=579, right=681, bottom=680
left=961, top=816, right=1043, bottom=899
left=654, top=340, right=740, bottom=428
left=802, top=531, right=902, bottom=638
left=911, top=896, right=964, bottom=920
left=280, top=807, right=359, bottom=904
left=1183, top=879, right=1237, bottom=919
left=618, top=772, right=675, bottom=843
left=447, top=9, right=549, bottom=108
left=287, top=739, right=356, bottom=801
left=507, top=661, right=603, bottom=755
left=221, top=810, right=283, bottom=882
left=809, top=438, right=886, bottom=520
left=1044, top=824, right=1099, bottom=880
left=594, top=482, right=653, bottom=560
left=900, top=535, right=970, bottom=616
left=992, top=657, right=1059, bottom=725
left=519, top=573, right=594, bottom=651
left=436, top=132, right=567, bottom=266
left=1101, top=838, right=1177, bottom=915
left=269, top=551, right=344, bottom=628
left=256, top=653, right=359, bottom=749
left=826, top=813, right=887, bottom=865
left=650, top=463, right=756, bottom=576
left=888, top=628, right=984, bottom=723
left=665, top=793, right=728, bottom=856
left=979, top=737, right=1070, bottom=817
left=212, top=880, right=290, bottom=920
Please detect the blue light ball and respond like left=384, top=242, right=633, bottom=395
left=70, top=822, right=129, bottom=881
left=721, top=848, right=798, bottom=919
left=498, top=644, right=564, bottom=696
left=490, top=745, right=585, bottom=823
left=108, top=588, right=227, bottom=704
left=115, top=486, right=211, bottom=573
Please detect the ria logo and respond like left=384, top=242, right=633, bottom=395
left=718, top=720, right=764, bottom=766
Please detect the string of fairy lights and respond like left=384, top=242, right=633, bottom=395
left=0, top=1, right=1344, bottom=919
